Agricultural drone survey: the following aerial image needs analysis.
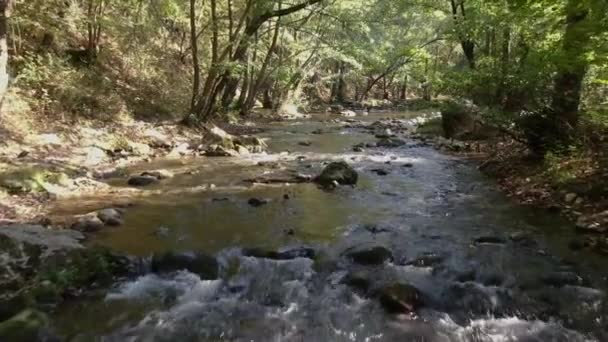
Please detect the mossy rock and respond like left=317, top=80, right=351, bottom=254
left=0, top=309, right=53, bottom=342
left=0, top=167, right=71, bottom=194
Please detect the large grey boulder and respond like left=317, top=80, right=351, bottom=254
left=314, top=161, right=358, bottom=188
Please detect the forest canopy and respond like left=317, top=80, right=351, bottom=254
left=0, top=0, right=607, bottom=153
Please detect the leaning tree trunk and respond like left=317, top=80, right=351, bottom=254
left=0, top=0, right=12, bottom=101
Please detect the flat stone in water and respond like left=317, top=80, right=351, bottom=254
left=473, top=236, right=507, bottom=245
left=243, top=247, right=315, bottom=260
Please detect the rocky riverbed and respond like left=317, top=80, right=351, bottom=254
left=2, top=109, right=608, bottom=341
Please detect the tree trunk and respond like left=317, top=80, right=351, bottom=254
left=495, top=26, right=510, bottom=105
left=242, top=14, right=282, bottom=115
left=0, top=0, right=12, bottom=101
left=550, top=0, right=591, bottom=133
left=189, top=0, right=201, bottom=114
left=450, top=0, right=475, bottom=69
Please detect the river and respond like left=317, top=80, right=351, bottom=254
left=51, top=110, right=607, bottom=341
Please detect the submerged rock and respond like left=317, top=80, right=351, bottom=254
left=473, top=236, right=506, bottom=245
left=541, top=272, right=584, bottom=288
left=341, top=271, right=372, bottom=294
left=243, top=247, right=315, bottom=260
left=406, top=253, right=444, bottom=267
left=248, top=198, right=269, bottom=207
left=377, top=283, right=423, bottom=314
left=151, top=251, right=219, bottom=280
left=371, top=169, right=390, bottom=176
left=346, top=246, right=393, bottom=265
left=314, top=161, right=358, bottom=188
left=376, top=137, right=407, bottom=148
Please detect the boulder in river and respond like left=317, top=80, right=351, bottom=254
left=346, top=246, right=393, bottom=265
left=151, top=251, right=219, bottom=280
left=97, top=208, right=124, bottom=226
left=205, top=144, right=240, bottom=157
left=377, top=283, right=423, bottom=314
left=340, top=110, right=357, bottom=117
left=127, top=175, right=159, bottom=187
left=0, top=225, right=132, bottom=320
left=71, top=214, right=105, bottom=232
left=141, top=169, right=174, bottom=180
left=314, top=161, right=358, bottom=188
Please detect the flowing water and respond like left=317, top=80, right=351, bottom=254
left=52, top=111, right=608, bottom=341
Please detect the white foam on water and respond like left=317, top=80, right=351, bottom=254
left=105, top=271, right=221, bottom=302
left=437, top=315, right=597, bottom=342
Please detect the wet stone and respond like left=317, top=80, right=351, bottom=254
left=315, top=161, right=358, bottom=188
left=151, top=251, right=219, bottom=280
left=371, top=169, right=390, bottom=176
left=406, top=253, right=444, bottom=267
left=346, top=246, right=393, bottom=266
left=140, top=169, right=174, bottom=180
left=71, top=214, right=105, bottom=232
left=341, top=271, right=371, bottom=294
left=473, top=236, right=507, bottom=245
left=376, top=137, right=407, bottom=148
left=509, top=232, right=537, bottom=247
left=377, top=283, right=423, bottom=314
left=541, top=272, right=584, bottom=288
left=97, top=208, right=124, bottom=226
left=127, top=175, right=159, bottom=187
left=243, top=247, right=315, bottom=260
left=248, top=198, right=269, bottom=207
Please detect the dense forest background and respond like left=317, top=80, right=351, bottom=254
left=0, top=0, right=607, bottom=153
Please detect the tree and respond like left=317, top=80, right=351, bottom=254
left=0, top=0, right=13, bottom=101
left=549, top=0, right=594, bottom=134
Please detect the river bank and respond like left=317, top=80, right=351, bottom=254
left=413, top=109, right=608, bottom=256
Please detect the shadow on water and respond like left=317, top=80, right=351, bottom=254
left=51, top=110, right=608, bottom=341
